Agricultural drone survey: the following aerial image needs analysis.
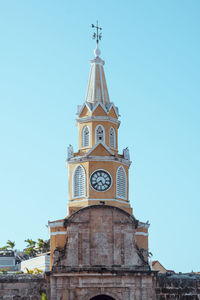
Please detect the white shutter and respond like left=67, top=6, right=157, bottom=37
left=82, top=126, right=90, bottom=147
left=109, top=127, right=116, bottom=149
left=116, top=166, right=127, bottom=199
left=73, top=165, right=86, bottom=198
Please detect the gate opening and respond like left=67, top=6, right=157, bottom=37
left=90, top=295, right=115, bottom=300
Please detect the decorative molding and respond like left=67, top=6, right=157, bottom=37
left=67, top=144, right=74, bottom=160
left=50, top=231, right=66, bottom=236
left=76, top=115, right=120, bottom=127
left=99, top=65, right=105, bottom=103
left=69, top=198, right=130, bottom=204
left=123, top=147, right=130, bottom=161
left=90, top=56, right=105, bottom=65
left=67, top=155, right=132, bottom=167
left=48, top=221, right=64, bottom=228
left=86, top=141, right=114, bottom=156
left=137, top=221, right=150, bottom=229
left=53, top=273, right=122, bottom=277
left=135, top=232, right=148, bottom=237
left=92, top=63, right=97, bottom=103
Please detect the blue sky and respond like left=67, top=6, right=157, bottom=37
left=0, top=0, right=199, bottom=273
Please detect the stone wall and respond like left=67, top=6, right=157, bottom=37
left=156, top=273, right=200, bottom=300
left=53, top=205, right=148, bottom=270
left=0, top=274, right=49, bottom=300
left=50, top=270, right=156, bottom=300
left=1, top=272, right=200, bottom=299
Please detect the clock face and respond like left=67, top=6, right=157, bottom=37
left=90, top=170, right=112, bottom=192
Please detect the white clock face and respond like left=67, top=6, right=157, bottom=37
left=90, top=170, right=112, bottom=191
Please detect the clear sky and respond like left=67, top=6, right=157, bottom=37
left=0, top=0, right=199, bottom=273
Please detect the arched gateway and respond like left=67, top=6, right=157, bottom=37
left=90, top=296, right=115, bottom=300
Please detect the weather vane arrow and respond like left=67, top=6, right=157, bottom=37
left=91, top=21, right=102, bottom=45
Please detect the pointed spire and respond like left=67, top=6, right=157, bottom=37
left=85, top=46, right=110, bottom=106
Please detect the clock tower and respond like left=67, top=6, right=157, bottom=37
left=67, top=44, right=132, bottom=215
left=49, top=28, right=150, bottom=280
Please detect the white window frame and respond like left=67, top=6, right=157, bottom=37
left=82, top=125, right=90, bottom=148
left=95, top=124, right=105, bottom=144
left=109, top=127, right=116, bottom=149
left=72, top=165, right=86, bottom=199
left=116, top=166, right=127, bottom=200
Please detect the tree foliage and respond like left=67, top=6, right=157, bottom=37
left=24, top=238, right=50, bottom=258
left=6, top=240, right=15, bottom=249
left=37, top=239, right=50, bottom=254
left=0, top=246, right=9, bottom=251
left=0, top=240, right=15, bottom=253
left=24, top=239, right=37, bottom=257
left=0, top=238, right=50, bottom=258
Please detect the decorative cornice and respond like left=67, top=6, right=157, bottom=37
left=48, top=221, right=64, bottom=228
left=77, top=101, right=119, bottom=118
left=66, top=155, right=132, bottom=167
left=76, top=115, right=120, bottom=127
left=69, top=198, right=130, bottom=204
left=50, top=231, right=66, bottom=236
left=135, top=232, right=148, bottom=237
left=137, top=221, right=150, bottom=229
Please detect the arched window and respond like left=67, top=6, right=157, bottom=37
left=109, top=127, right=116, bottom=149
left=82, top=126, right=90, bottom=147
left=95, top=125, right=105, bottom=143
left=73, top=165, right=86, bottom=198
left=116, top=166, right=127, bottom=200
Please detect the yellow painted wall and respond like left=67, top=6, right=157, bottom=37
left=50, top=225, right=66, bottom=268
left=78, top=121, right=118, bottom=154
left=68, top=160, right=129, bottom=201
left=67, top=159, right=131, bottom=215
left=135, top=228, right=148, bottom=250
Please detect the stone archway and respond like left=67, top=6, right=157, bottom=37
left=90, top=295, right=115, bottom=300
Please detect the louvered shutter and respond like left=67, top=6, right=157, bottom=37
left=110, top=127, right=116, bottom=148
left=73, top=165, right=86, bottom=198
left=82, top=126, right=89, bottom=147
left=116, top=166, right=127, bottom=199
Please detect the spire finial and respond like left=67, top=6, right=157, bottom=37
left=91, top=21, right=102, bottom=57
left=92, top=21, right=102, bottom=45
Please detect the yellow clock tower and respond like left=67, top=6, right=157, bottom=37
left=49, top=28, right=149, bottom=272
left=67, top=44, right=132, bottom=216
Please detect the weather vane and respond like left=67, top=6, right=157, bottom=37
left=91, top=21, right=102, bottom=45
